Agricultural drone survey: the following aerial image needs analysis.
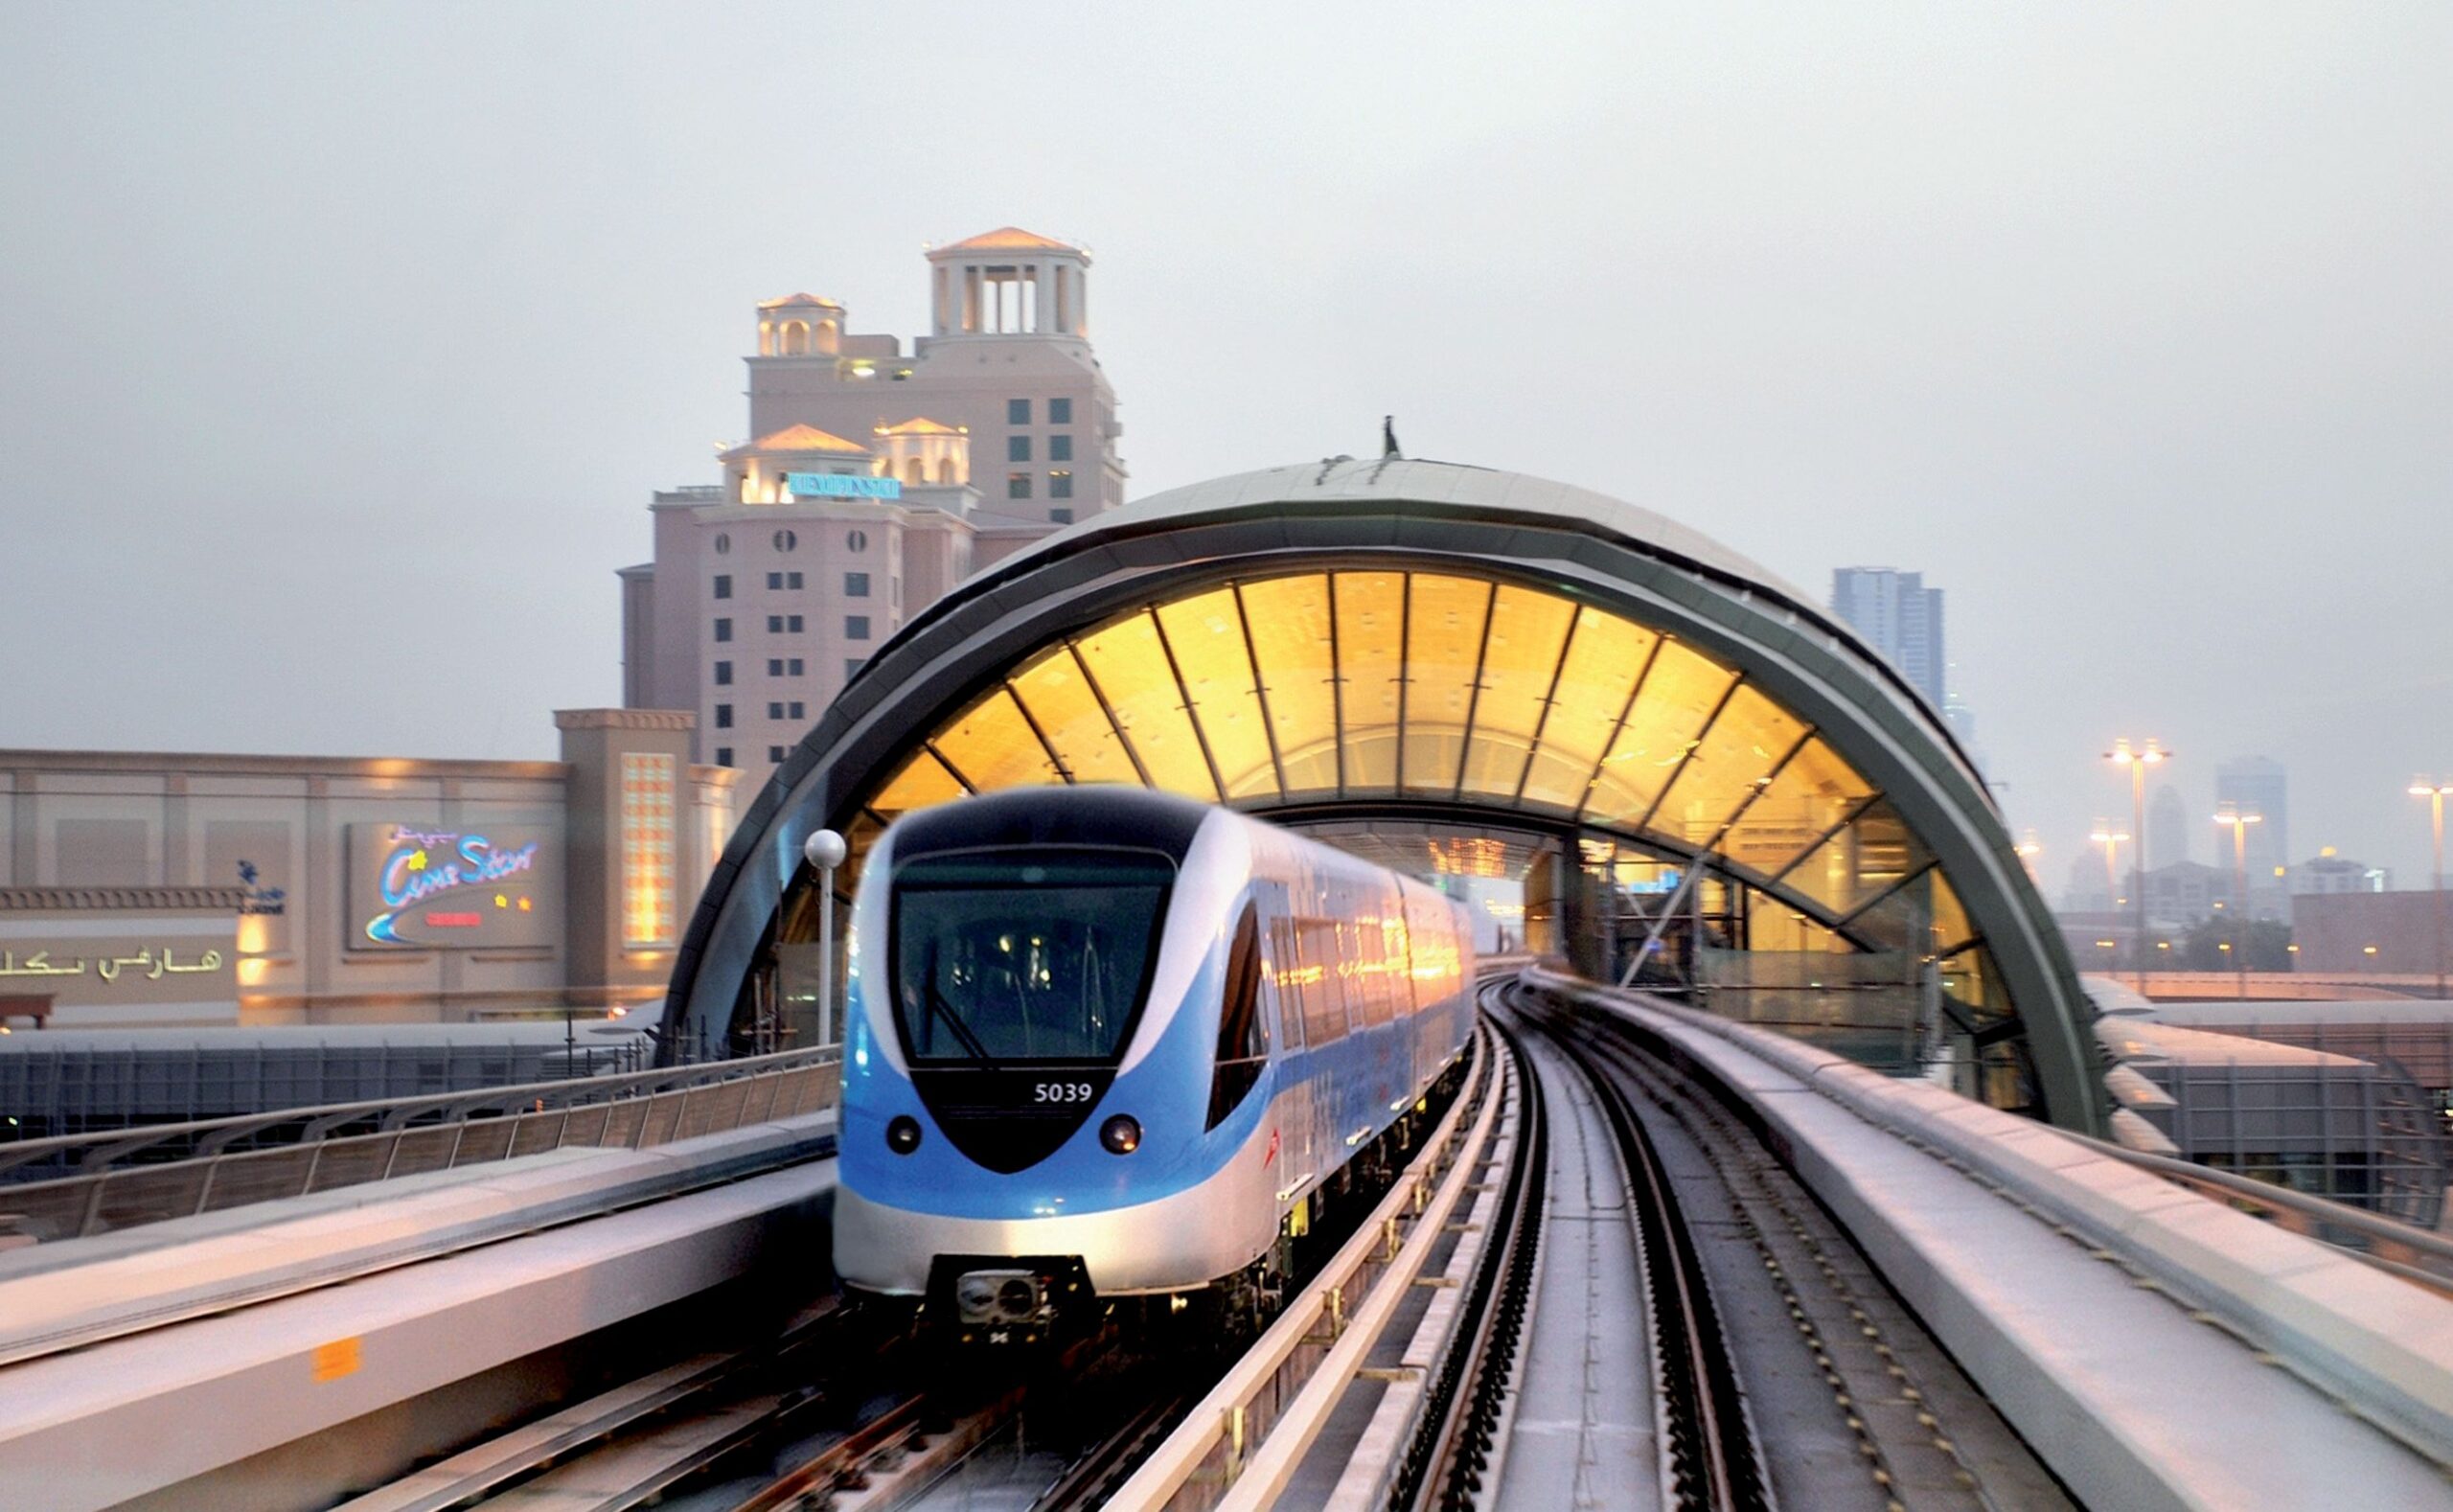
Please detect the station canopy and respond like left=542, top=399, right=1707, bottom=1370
left=663, top=461, right=2109, bottom=1134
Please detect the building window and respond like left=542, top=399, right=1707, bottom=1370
left=845, top=571, right=871, bottom=597
left=788, top=656, right=805, bottom=675
left=846, top=615, right=870, bottom=640
left=1049, top=397, right=1071, bottom=424
left=846, top=529, right=868, bottom=552
left=787, top=570, right=803, bottom=589
left=618, top=752, right=677, bottom=947
left=1008, top=434, right=1031, bottom=462
left=846, top=657, right=867, bottom=679
left=715, top=703, right=733, bottom=728
left=715, top=746, right=733, bottom=767
left=714, top=660, right=733, bottom=685
left=773, top=529, right=797, bottom=552
left=1048, top=434, right=1072, bottom=462
left=765, top=570, right=782, bottom=589
left=1050, top=507, right=1074, bottom=524
left=767, top=614, right=783, bottom=632
left=1008, top=471, right=1032, bottom=499
left=768, top=745, right=787, bottom=763
left=1049, top=469, right=1073, bottom=498
left=713, top=573, right=733, bottom=599
left=1007, top=398, right=1030, bottom=425
left=789, top=700, right=805, bottom=719
left=767, top=700, right=784, bottom=719
left=787, top=613, right=804, bottom=632
left=713, top=617, right=732, bottom=642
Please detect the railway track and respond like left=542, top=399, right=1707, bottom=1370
left=1517, top=982, right=2073, bottom=1512
left=1512, top=990, right=1771, bottom=1512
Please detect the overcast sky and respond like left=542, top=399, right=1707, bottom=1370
left=3, top=4, right=2448, bottom=887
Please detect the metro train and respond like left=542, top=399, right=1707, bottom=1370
left=832, top=787, right=1478, bottom=1343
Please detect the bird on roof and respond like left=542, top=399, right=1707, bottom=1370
left=1383, top=415, right=1401, bottom=460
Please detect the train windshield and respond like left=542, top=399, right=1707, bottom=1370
left=891, top=848, right=1173, bottom=1065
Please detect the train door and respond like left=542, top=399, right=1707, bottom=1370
left=1249, top=878, right=1312, bottom=1184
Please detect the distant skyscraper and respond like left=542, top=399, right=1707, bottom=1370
left=1830, top=567, right=1945, bottom=710
left=2214, top=756, right=2289, bottom=917
left=2147, top=783, right=2191, bottom=871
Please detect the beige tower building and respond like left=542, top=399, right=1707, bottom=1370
left=622, top=228, right=1128, bottom=790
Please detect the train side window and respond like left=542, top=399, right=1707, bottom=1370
left=1208, top=904, right=1268, bottom=1129
left=1259, top=911, right=1301, bottom=1051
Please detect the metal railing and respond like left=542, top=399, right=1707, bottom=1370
left=0, top=1047, right=840, bottom=1247
left=2076, top=1134, right=2453, bottom=1299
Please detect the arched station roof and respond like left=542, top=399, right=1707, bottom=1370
left=662, top=460, right=2109, bottom=1134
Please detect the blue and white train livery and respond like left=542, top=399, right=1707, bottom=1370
left=832, top=787, right=1477, bottom=1340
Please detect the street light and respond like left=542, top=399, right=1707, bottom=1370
left=2108, top=739, right=2169, bottom=990
left=2214, top=806, right=2262, bottom=1000
left=2410, top=779, right=2450, bottom=1000
left=2089, top=821, right=2129, bottom=970
left=803, top=829, right=848, bottom=1046
left=2015, top=830, right=2044, bottom=883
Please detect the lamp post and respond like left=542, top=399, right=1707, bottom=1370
left=803, top=829, right=848, bottom=1046
left=2088, top=821, right=2129, bottom=972
left=2214, top=806, right=2261, bottom=1000
left=2412, top=779, right=2451, bottom=999
left=2108, top=739, right=2169, bottom=990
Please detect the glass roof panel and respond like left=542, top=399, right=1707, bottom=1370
left=1008, top=646, right=1142, bottom=786
left=1778, top=797, right=1931, bottom=918
left=1075, top=610, right=1221, bottom=801
left=929, top=686, right=1062, bottom=793
left=871, top=746, right=968, bottom=813
left=1520, top=607, right=1659, bottom=814
left=1724, top=736, right=1872, bottom=880
left=1585, top=638, right=1735, bottom=829
left=1931, top=868, right=1974, bottom=955
left=1237, top=575, right=1338, bottom=796
left=1398, top=574, right=1491, bottom=796
left=1333, top=572, right=1406, bottom=793
left=1156, top=588, right=1279, bottom=801
left=1459, top=584, right=1578, bottom=798
left=1654, top=683, right=1808, bottom=848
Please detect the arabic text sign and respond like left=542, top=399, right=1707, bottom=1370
left=784, top=472, right=901, bottom=500
left=0, top=936, right=236, bottom=1005
left=347, top=823, right=557, bottom=951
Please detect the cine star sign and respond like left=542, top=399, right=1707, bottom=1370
left=785, top=473, right=902, bottom=500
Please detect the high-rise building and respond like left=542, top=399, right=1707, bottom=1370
left=2213, top=756, right=2289, bottom=917
left=2147, top=783, right=2191, bottom=871
left=1830, top=567, right=1945, bottom=710
left=621, top=229, right=1128, bottom=789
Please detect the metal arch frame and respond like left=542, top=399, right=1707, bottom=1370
left=664, top=495, right=2108, bottom=1135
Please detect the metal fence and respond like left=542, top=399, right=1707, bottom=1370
left=0, top=1047, right=839, bottom=1247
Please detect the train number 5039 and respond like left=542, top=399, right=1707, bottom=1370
left=1033, top=1082, right=1095, bottom=1104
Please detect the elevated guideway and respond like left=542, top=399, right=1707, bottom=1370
left=2, top=967, right=2451, bottom=1508
left=0, top=1061, right=840, bottom=1512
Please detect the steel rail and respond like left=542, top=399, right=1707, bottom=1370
left=1108, top=1030, right=1498, bottom=1510
left=1535, top=1005, right=1771, bottom=1512
left=1386, top=996, right=1548, bottom=1511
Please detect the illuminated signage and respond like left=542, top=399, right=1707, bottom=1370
left=785, top=472, right=902, bottom=500
left=348, top=824, right=556, bottom=951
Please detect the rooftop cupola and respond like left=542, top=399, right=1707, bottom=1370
left=756, top=292, right=845, bottom=356
left=925, top=228, right=1089, bottom=338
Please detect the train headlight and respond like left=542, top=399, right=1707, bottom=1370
left=886, top=1114, right=923, bottom=1155
left=1099, top=1113, right=1141, bottom=1155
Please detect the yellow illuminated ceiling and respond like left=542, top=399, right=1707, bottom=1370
left=860, top=568, right=1980, bottom=963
